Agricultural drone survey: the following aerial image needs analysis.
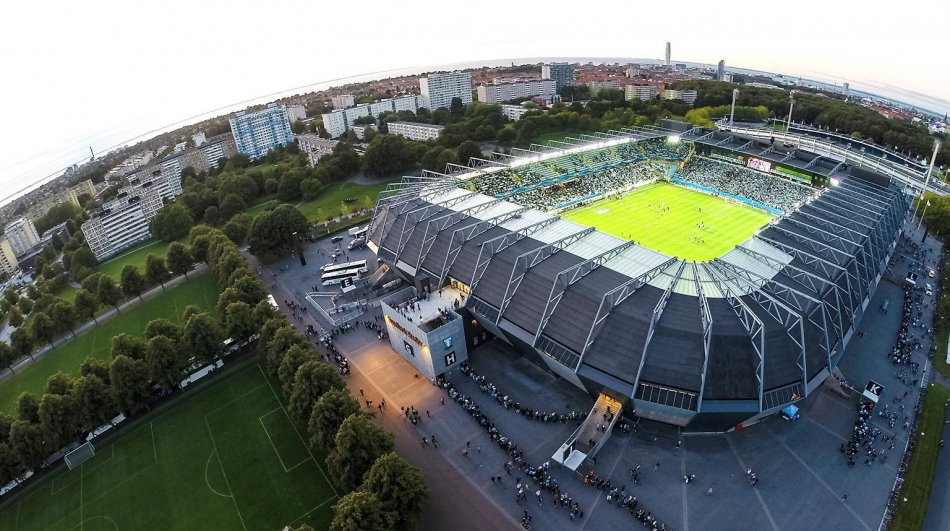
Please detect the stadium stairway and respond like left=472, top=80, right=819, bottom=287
left=552, top=392, right=625, bottom=471
left=365, top=263, right=390, bottom=286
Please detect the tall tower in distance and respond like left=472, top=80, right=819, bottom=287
left=665, top=42, right=671, bottom=66
left=717, top=59, right=725, bottom=81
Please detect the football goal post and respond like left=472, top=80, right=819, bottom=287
left=64, top=442, right=95, bottom=470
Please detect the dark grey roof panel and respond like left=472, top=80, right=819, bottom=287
left=704, top=299, right=758, bottom=400
left=544, top=268, right=631, bottom=353
left=470, top=237, right=545, bottom=307
left=639, top=294, right=704, bottom=392
left=582, top=285, right=664, bottom=385
left=500, top=251, right=585, bottom=334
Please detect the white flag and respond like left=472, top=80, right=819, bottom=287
left=927, top=200, right=931, bottom=206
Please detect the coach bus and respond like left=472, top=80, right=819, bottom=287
left=321, top=259, right=367, bottom=275
left=321, top=267, right=363, bottom=286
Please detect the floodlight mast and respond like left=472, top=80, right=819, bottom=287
left=914, top=139, right=942, bottom=227
left=729, top=88, right=738, bottom=125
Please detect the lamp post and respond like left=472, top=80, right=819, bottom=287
left=914, top=139, right=942, bottom=228
left=786, top=92, right=796, bottom=133
left=729, top=88, right=738, bottom=125
left=292, top=231, right=306, bottom=266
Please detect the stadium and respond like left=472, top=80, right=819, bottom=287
left=367, top=120, right=911, bottom=434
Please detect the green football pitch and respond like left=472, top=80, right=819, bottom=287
left=0, top=360, right=337, bottom=531
left=562, top=181, right=774, bottom=262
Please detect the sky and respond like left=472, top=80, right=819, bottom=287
left=1, top=0, right=948, bottom=205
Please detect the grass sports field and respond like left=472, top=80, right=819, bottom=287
left=0, top=359, right=337, bottom=530
left=562, top=181, right=774, bottom=262
left=0, top=273, right=220, bottom=414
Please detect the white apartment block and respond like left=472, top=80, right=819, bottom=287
left=81, top=171, right=183, bottom=261
left=192, top=132, right=207, bottom=146
left=588, top=80, right=622, bottom=95
left=297, top=134, right=339, bottom=166
left=286, top=104, right=307, bottom=123
left=476, top=80, right=557, bottom=105
left=320, top=95, right=426, bottom=138
left=500, top=104, right=533, bottom=121
left=419, top=71, right=472, bottom=110
left=331, top=94, right=355, bottom=110
left=350, top=124, right=376, bottom=141
left=386, top=121, right=445, bottom=142
left=661, top=89, right=699, bottom=104
left=0, top=239, right=18, bottom=275
left=3, top=218, right=40, bottom=258
left=625, top=84, right=657, bottom=101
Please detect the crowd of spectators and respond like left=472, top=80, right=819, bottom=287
left=514, top=163, right=665, bottom=211
left=674, top=158, right=815, bottom=213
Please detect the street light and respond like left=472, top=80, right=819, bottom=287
left=786, top=91, right=796, bottom=132
left=292, top=231, right=306, bottom=266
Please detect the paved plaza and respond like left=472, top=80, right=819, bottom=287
left=254, top=215, right=944, bottom=531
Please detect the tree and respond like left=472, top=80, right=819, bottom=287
left=80, top=357, right=112, bottom=384
left=361, top=134, right=417, bottom=177
left=145, top=335, right=182, bottom=390
left=288, top=360, right=346, bottom=424
left=308, top=388, right=360, bottom=453
left=111, top=333, right=147, bottom=361
left=73, top=375, right=116, bottom=432
left=277, top=172, right=304, bottom=202
left=38, top=392, right=78, bottom=447
left=110, top=355, right=151, bottom=414
left=31, top=312, right=56, bottom=348
left=203, top=205, right=223, bottom=226
left=449, top=97, right=465, bottom=117
left=300, top=179, right=324, bottom=201
left=420, top=147, right=458, bottom=172
left=457, top=140, right=482, bottom=165
left=278, top=345, right=315, bottom=396
left=73, top=289, right=99, bottom=325
left=265, top=326, right=310, bottom=375
left=181, top=312, right=224, bottom=364
left=224, top=302, right=255, bottom=344
left=0, top=342, right=15, bottom=373
left=231, top=275, right=269, bottom=306
left=362, top=452, right=429, bottom=528
left=96, top=276, right=123, bottom=313
left=7, top=306, right=23, bottom=328
left=496, top=127, right=516, bottom=145
left=47, top=372, right=75, bottom=395
left=145, top=254, right=171, bottom=289
left=150, top=203, right=195, bottom=242
left=326, top=414, right=395, bottom=492
left=9, top=420, right=48, bottom=471
left=145, top=318, right=180, bottom=341
left=248, top=204, right=310, bottom=257
left=120, top=265, right=146, bottom=301
left=49, top=301, right=78, bottom=338
left=329, top=491, right=395, bottom=531
left=218, top=194, right=246, bottom=221
left=16, top=392, right=40, bottom=423
left=10, top=328, right=34, bottom=361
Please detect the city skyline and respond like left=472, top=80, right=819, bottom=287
left=1, top=0, right=948, bottom=204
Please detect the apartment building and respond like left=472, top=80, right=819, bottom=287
left=229, top=103, right=295, bottom=158
left=476, top=80, right=557, bottom=105
left=386, top=121, right=445, bottom=142
left=419, top=71, right=472, bottom=110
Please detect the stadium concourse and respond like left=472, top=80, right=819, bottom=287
left=367, top=128, right=911, bottom=439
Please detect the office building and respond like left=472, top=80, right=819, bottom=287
left=665, top=42, right=671, bottom=66
left=0, top=239, right=18, bottom=275
left=387, top=121, right=445, bottom=142
left=81, top=171, right=183, bottom=261
left=500, top=104, right=532, bottom=121
left=229, top=103, right=295, bottom=158
left=661, top=89, right=699, bottom=105
left=541, top=62, right=575, bottom=92
left=297, top=134, right=339, bottom=166
left=286, top=104, right=307, bottom=123
left=717, top=60, right=726, bottom=81
left=625, top=84, right=657, bottom=101
left=3, top=218, right=40, bottom=258
left=320, top=95, right=427, bottom=138
left=420, top=71, right=473, bottom=110
left=476, top=80, right=557, bottom=105
left=331, top=94, right=355, bottom=110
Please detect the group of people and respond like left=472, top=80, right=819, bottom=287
left=458, top=362, right=583, bottom=424
left=437, top=377, right=591, bottom=527
left=514, top=163, right=663, bottom=212
left=840, top=401, right=890, bottom=467
left=674, top=158, right=815, bottom=213
left=583, top=469, right=670, bottom=530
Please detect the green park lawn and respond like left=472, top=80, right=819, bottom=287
left=562, top=181, right=773, bottom=262
left=889, top=382, right=950, bottom=530
left=0, top=358, right=337, bottom=531
left=95, top=240, right=174, bottom=281
left=296, top=181, right=392, bottom=223
left=0, top=273, right=221, bottom=414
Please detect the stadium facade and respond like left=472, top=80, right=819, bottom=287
left=367, top=125, right=912, bottom=433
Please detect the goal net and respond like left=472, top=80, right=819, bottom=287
left=65, top=442, right=95, bottom=470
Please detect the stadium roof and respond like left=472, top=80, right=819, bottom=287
left=367, top=135, right=910, bottom=428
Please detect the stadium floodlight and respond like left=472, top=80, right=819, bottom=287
left=829, top=177, right=841, bottom=186
left=667, top=135, right=681, bottom=144
left=65, top=442, right=96, bottom=470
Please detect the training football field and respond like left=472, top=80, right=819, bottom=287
left=0, top=360, right=337, bottom=531
left=562, top=181, right=774, bottom=261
